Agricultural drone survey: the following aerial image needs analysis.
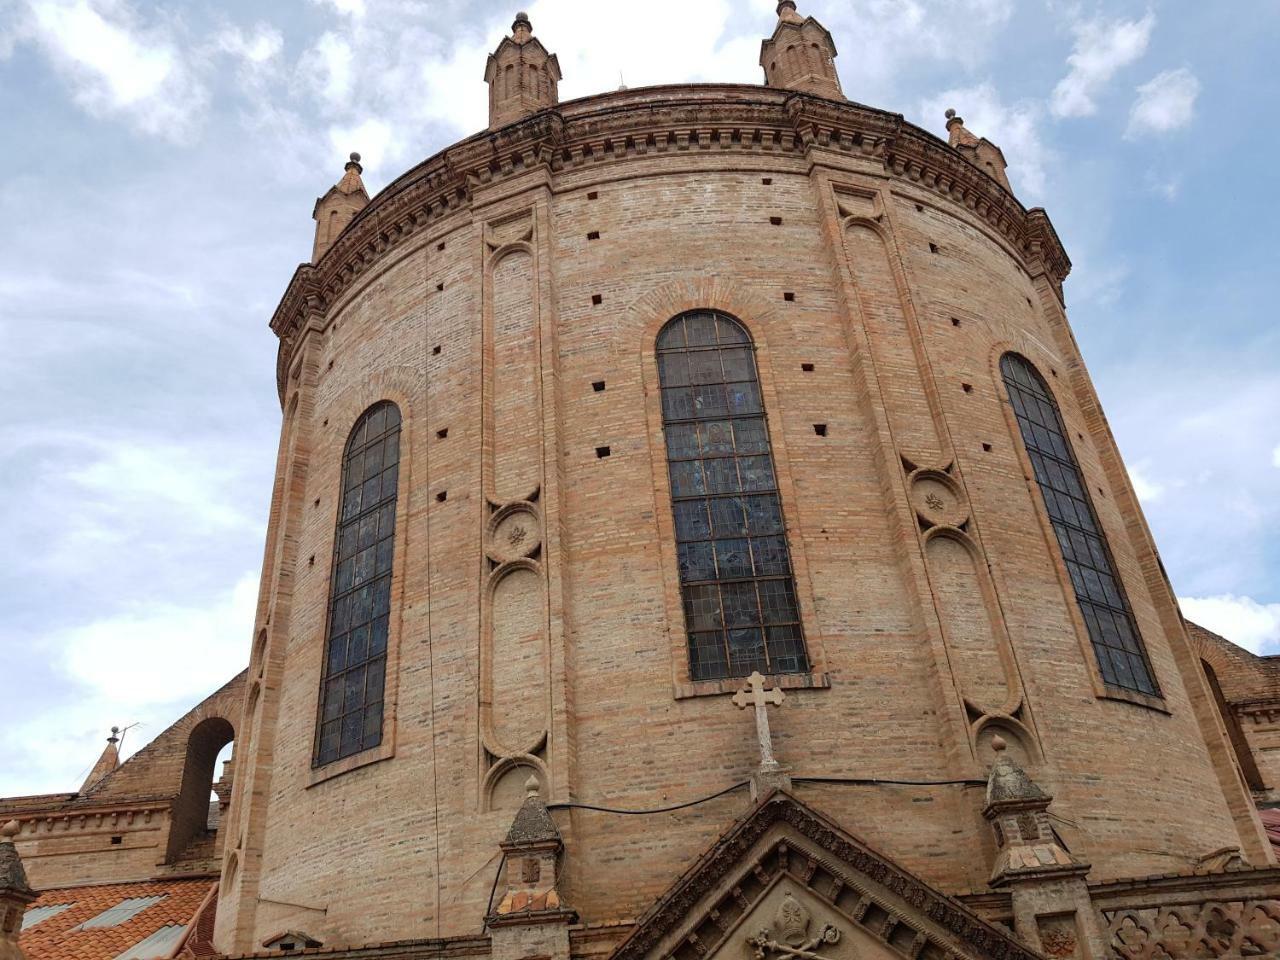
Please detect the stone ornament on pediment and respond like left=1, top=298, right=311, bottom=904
left=608, top=793, right=1040, bottom=960
left=746, top=892, right=842, bottom=960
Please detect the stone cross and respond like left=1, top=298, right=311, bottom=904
left=733, top=671, right=786, bottom=771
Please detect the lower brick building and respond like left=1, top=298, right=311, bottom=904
left=6, top=5, right=1280, bottom=960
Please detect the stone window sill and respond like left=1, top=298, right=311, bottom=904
left=306, top=740, right=395, bottom=788
left=1099, top=685, right=1170, bottom=715
left=673, top=671, right=831, bottom=701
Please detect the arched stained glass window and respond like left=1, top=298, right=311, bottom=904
left=314, top=401, right=401, bottom=766
left=657, top=311, right=809, bottom=682
left=1000, top=354, right=1159, bottom=697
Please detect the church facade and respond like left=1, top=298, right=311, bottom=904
left=7, top=5, right=1280, bottom=960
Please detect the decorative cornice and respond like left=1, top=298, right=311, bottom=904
left=269, top=84, right=1071, bottom=405
left=607, top=791, right=1040, bottom=960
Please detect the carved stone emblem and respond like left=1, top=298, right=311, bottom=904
left=747, top=893, right=841, bottom=960
left=908, top=469, right=969, bottom=529
left=486, top=502, right=541, bottom=563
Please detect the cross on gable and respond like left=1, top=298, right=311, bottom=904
left=733, top=671, right=786, bottom=772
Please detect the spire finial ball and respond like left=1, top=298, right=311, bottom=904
left=349, top=152, right=361, bottom=163
left=1, top=820, right=18, bottom=841
left=524, top=774, right=541, bottom=798
left=991, top=734, right=1007, bottom=753
left=945, top=107, right=956, bottom=119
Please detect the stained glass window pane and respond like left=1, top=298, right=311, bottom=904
left=314, top=401, right=401, bottom=766
left=1000, top=355, right=1159, bottom=697
left=657, top=311, right=809, bottom=681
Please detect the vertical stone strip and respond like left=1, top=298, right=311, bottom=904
left=479, top=211, right=552, bottom=798
left=813, top=164, right=1035, bottom=768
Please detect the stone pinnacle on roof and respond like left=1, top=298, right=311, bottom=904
left=337, top=153, right=365, bottom=196
left=512, top=11, right=532, bottom=42
left=760, top=0, right=843, bottom=101
left=80, top=726, right=121, bottom=793
left=776, top=1, right=803, bottom=24
left=504, top=776, right=559, bottom=846
left=943, top=107, right=1012, bottom=193
left=985, top=735, right=1047, bottom=807
left=488, top=773, right=576, bottom=927
left=1, top=820, right=37, bottom=960
left=311, top=151, right=370, bottom=264
left=485, top=8, right=561, bottom=129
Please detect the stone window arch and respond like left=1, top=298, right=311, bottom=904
left=1000, top=353, right=1159, bottom=696
left=656, top=310, right=809, bottom=681
left=314, top=401, right=401, bottom=766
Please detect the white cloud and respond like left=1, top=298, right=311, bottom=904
left=1051, top=11, right=1155, bottom=118
left=1143, top=168, right=1182, bottom=201
left=22, top=0, right=208, bottom=140
left=328, top=116, right=400, bottom=175
left=1128, top=461, right=1164, bottom=503
left=1181, top=594, right=1280, bottom=655
left=918, top=83, right=1050, bottom=199
left=1272, top=444, right=1280, bottom=469
left=310, top=0, right=366, bottom=18
left=303, top=31, right=354, bottom=105
left=801, top=0, right=1016, bottom=108
left=61, top=571, right=257, bottom=706
left=0, top=572, right=256, bottom=797
left=1126, top=68, right=1200, bottom=138
left=215, top=23, right=284, bottom=65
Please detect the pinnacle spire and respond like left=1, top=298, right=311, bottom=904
left=760, top=1, right=843, bottom=101
left=311, top=151, right=370, bottom=264
left=943, top=107, right=1012, bottom=193
left=80, top=726, right=121, bottom=793
left=485, top=10, right=561, bottom=129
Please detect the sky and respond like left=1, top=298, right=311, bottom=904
left=0, top=0, right=1277, bottom=797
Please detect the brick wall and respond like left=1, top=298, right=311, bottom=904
left=212, top=86, right=1267, bottom=954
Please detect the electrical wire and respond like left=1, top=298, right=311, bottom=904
left=543, top=775, right=987, bottom=818
left=547, top=780, right=750, bottom=815
left=793, top=776, right=987, bottom=787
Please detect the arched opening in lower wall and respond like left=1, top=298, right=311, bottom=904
left=166, top=716, right=235, bottom=865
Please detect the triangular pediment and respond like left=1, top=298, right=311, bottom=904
left=609, top=792, right=1039, bottom=960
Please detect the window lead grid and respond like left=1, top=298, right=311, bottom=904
left=1002, top=356, right=1158, bottom=697
left=657, top=311, right=810, bottom=682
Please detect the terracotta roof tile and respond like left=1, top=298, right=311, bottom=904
left=1259, top=808, right=1280, bottom=854
left=20, top=878, right=215, bottom=960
